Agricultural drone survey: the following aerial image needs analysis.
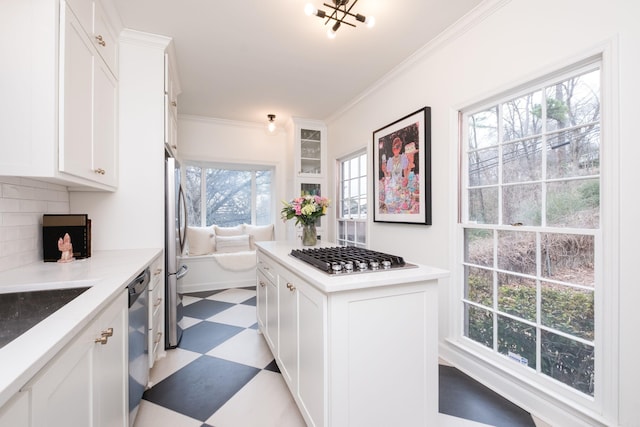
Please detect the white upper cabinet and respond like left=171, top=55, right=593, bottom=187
left=0, top=0, right=118, bottom=191
left=293, top=119, right=327, bottom=178
left=60, top=4, right=117, bottom=187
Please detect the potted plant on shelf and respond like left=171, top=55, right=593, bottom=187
left=281, top=195, right=330, bottom=246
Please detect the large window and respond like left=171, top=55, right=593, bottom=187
left=184, top=163, right=273, bottom=227
left=337, top=150, right=367, bottom=247
left=460, top=63, right=601, bottom=398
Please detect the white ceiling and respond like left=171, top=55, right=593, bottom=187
left=112, top=0, right=483, bottom=125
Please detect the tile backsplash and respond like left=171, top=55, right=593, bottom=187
left=0, top=177, right=70, bottom=272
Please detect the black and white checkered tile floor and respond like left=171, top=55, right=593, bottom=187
left=134, top=287, right=538, bottom=427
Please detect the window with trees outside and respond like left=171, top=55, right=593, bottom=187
left=337, top=150, right=367, bottom=247
left=184, top=163, right=273, bottom=227
left=459, top=62, right=601, bottom=398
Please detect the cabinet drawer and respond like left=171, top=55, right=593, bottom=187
left=257, top=255, right=276, bottom=283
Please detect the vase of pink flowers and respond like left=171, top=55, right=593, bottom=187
left=281, top=195, right=330, bottom=246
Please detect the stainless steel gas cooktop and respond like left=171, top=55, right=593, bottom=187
left=290, top=246, right=416, bottom=275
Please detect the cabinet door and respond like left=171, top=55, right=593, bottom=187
left=60, top=7, right=94, bottom=181
left=265, top=278, right=279, bottom=352
left=297, top=128, right=323, bottom=176
left=256, top=271, right=268, bottom=330
left=278, top=274, right=298, bottom=387
left=0, top=392, right=29, bottom=427
left=93, top=57, right=118, bottom=187
left=27, top=291, right=128, bottom=427
left=93, top=291, right=127, bottom=427
left=297, top=282, right=326, bottom=427
left=29, top=318, right=95, bottom=426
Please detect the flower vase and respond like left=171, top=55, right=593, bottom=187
left=301, top=223, right=317, bottom=246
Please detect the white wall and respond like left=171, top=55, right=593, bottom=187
left=70, top=31, right=169, bottom=251
left=325, top=0, right=639, bottom=425
left=0, top=178, right=69, bottom=272
left=178, top=115, right=290, bottom=240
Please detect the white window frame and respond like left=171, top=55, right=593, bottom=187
left=450, top=50, right=620, bottom=425
left=336, top=149, right=368, bottom=247
left=185, top=161, right=275, bottom=227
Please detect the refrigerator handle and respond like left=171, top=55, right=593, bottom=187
left=176, top=264, right=189, bottom=280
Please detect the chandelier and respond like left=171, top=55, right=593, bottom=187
left=304, top=0, right=375, bottom=39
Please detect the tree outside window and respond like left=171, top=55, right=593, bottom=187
left=184, top=164, right=273, bottom=227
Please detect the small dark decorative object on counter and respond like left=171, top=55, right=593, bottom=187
left=43, top=214, right=91, bottom=262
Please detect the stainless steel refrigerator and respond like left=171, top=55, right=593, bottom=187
left=165, top=154, right=188, bottom=348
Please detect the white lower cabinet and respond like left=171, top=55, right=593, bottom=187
left=258, top=254, right=326, bottom=427
left=256, top=247, right=440, bottom=427
left=24, top=290, right=127, bottom=427
left=0, top=391, right=29, bottom=427
left=256, top=271, right=267, bottom=330
left=148, top=254, right=165, bottom=368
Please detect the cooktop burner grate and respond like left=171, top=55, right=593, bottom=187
left=290, top=246, right=415, bottom=275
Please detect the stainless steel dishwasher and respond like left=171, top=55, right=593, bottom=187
left=128, top=268, right=150, bottom=426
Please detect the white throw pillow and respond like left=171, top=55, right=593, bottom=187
left=243, top=224, right=274, bottom=241
left=214, top=224, right=245, bottom=236
left=186, top=226, right=215, bottom=255
left=215, top=234, right=252, bottom=253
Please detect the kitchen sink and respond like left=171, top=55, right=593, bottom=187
left=0, top=286, right=91, bottom=349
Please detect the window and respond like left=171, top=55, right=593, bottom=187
left=460, top=63, right=601, bottom=398
left=337, top=150, right=367, bottom=247
left=184, top=163, right=273, bottom=227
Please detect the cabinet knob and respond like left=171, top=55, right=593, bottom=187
left=154, top=268, right=162, bottom=275
left=94, top=168, right=106, bottom=175
left=154, top=297, right=163, bottom=307
left=95, top=336, right=108, bottom=345
left=286, top=282, right=296, bottom=292
left=259, top=280, right=265, bottom=287
left=95, top=34, right=106, bottom=47
left=101, top=328, right=114, bottom=337
left=171, top=101, right=177, bottom=107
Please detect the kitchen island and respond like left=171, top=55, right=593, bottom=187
left=0, top=248, right=161, bottom=425
left=255, top=241, right=449, bottom=427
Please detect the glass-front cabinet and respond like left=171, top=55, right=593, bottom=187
left=288, top=118, right=328, bottom=242
left=294, top=119, right=327, bottom=177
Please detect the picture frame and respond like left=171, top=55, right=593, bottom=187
left=373, top=107, right=431, bottom=225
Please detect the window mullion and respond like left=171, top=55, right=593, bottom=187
left=200, top=168, right=207, bottom=226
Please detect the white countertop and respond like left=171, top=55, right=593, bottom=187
left=0, top=248, right=162, bottom=408
left=256, top=241, right=449, bottom=293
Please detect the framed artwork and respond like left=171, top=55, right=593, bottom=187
left=373, top=107, right=431, bottom=224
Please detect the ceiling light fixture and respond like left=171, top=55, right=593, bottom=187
left=267, top=114, right=277, bottom=133
left=305, top=0, right=375, bottom=39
